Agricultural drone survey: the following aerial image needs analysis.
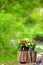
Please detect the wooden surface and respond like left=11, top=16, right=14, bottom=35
left=18, top=50, right=37, bottom=63
left=32, top=51, right=37, bottom=63
left=27, top=51, right=31, bottom=63
left=18, top=51, right=27, bottom=63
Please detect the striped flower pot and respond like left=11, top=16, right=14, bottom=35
left=31, top=51, right=37, bottom=63
left=30, top=47, right=35, bottom=51
left=18, top=46, right=29, bottom=63
left=18, top=46, right=29, bottom=51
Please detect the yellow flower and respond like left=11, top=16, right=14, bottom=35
left=24, top=38, right=30, bottom=41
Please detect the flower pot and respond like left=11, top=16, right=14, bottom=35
left=18, top=46, right=29, bottom=51
left=24, top=47, right=29, bottom=51
left=18, top=48, right=27, bottom=63
left=18, top=47, right=23, bottom=51
left=31, top=51, right=37, bottom=63
left=30, top=47, right=35, bottom=51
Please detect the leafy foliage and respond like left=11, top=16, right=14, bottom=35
left=0, top=0, right=43, bottom=61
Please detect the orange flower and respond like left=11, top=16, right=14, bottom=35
left=20, top=40, right=25, bottom=45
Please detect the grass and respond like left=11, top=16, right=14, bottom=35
left=35, top=41, right=43, bottom=53
left=36, top=48, right=43, bottom=53
left=0, top=55, right=17, bottom=62
left=0, top=44, right=18, bottom=64
left=0, top=55, right=18, bottom=65
left=35, top=41, right=43, bottom=45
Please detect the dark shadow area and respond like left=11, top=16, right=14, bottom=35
left=33, top=37, right=43, bottom=42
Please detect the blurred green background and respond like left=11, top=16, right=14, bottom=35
left=0, top=0, right=43, bottom=63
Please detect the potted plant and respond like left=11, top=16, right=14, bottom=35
left=18, top=39, right=25, bottom=51
left=24, top=38, right=30, bottom=51
left=17, top=38, right=30, bottom=51
left=29, top=39, right=36, bottom=51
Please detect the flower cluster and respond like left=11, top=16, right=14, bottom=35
left=18, top=39, right=26, bottom=47
left=18, top=38, right=36, bottom=48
